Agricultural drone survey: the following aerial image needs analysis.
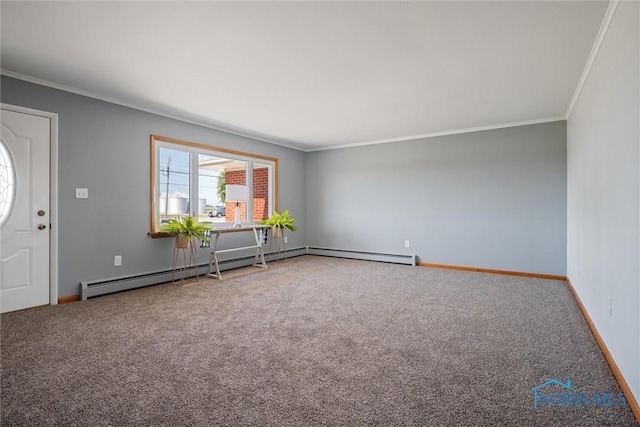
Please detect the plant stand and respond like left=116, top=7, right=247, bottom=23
left=268, top=228, right=286, bottom=261
left=172, top=236, right=198, bottom=285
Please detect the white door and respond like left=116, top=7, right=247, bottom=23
left=0, top=108, right=51, bottom=313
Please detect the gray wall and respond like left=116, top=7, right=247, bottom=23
left=306, top=121, right=567, bottom=276
left=1, top=76, right=307, bottom=298
left=567, top=1, right=639, bottom=402
left=1, top=75, right=568, bottom=296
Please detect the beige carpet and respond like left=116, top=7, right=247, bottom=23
left=1, top=255, right=636, bottom=426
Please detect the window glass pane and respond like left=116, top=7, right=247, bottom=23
left=223, top=159, right=248, bottom=223
left=158, top=147, right=190, bottom=229
left=0, top=141, right=15, bottom=227
left=252, top=162, right=270, bottom=222
left=198, top=154, right=225, bottom=224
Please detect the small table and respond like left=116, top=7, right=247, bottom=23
left=206, top=225, right=270, bottom=280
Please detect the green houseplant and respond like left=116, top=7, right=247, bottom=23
left=260, top=210, right=297, bottom=238
left=160, top=216, right=213, bottom=248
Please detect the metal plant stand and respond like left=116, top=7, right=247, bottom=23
left=268, top=229, right=286, bottom=261
left=172, top=237, right=198, bottom=285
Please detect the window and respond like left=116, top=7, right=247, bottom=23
left=150, top=135, right=277, bottom=234
left=0, top=140, right=15, bottom=227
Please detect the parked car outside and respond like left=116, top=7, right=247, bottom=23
left=208, top=206, right=225, bottom=218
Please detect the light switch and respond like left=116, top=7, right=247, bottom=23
left=75, top=188, right=88, bottom=199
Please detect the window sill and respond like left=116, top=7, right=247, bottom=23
left=149, top=232, right=174, bottom=238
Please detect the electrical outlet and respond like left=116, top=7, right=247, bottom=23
left=75, top=188, right=88, bottom=199
left=114, top=255, right=122, bottom=267
left=405, top=240, right=410, bottom=248
left=284, top=236, right=288, bottom=244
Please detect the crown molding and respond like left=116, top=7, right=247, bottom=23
left=306, top=116, right=566, bottom=152
left=565, top=0, right=619, bottom=119
left=0, top=69, right=305, bottom=152
left=1, top=69, right=567, bottom=153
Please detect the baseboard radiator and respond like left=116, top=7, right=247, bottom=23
left=306, top=247, right=416, bottom=266
left=80, top=246, right=307, bottom=300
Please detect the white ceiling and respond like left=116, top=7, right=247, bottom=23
left=1, top=1, right=609, bottom=151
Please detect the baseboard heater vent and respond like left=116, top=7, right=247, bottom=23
left=264, top=246, right=307, bottom=262
left=80, top=247, right=307, bottom=300
left=306, top=247, right=416, bottom=266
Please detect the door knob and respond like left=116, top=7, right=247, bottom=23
left=38, top=224, right=47, bottom=230
left=37, top=210, right=46, bottom=216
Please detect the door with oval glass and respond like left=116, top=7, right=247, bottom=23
left=1, top=107, right=51, bottom=313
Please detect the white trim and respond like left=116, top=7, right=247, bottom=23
left=0, top=103, right=59, bottom=305
left=3, top=69, right=565, bottom=154
left=49, top=111, right=59, bottom=305
left=565, top=0, right=619, bottom=119
left=306, top=116, right=566, bottom=152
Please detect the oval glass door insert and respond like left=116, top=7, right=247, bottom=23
left=0, top=140, right=15, bottom=227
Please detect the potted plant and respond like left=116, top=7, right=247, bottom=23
left=260, top=209, right=297, bottom=238
left=160, top=216, right=213, bottom=248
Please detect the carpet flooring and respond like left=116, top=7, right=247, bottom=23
left=1, top=255, right=637, bottom=426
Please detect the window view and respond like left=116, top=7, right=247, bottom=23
left=252, top=162, right=271, bottom=222
left=158, top=147, right=190, bottom=224
left=151, top=135, right=277, bottom=234
left=0, top=140, right=14, bottom=227
left=205, top=156, right=248, bottom=225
